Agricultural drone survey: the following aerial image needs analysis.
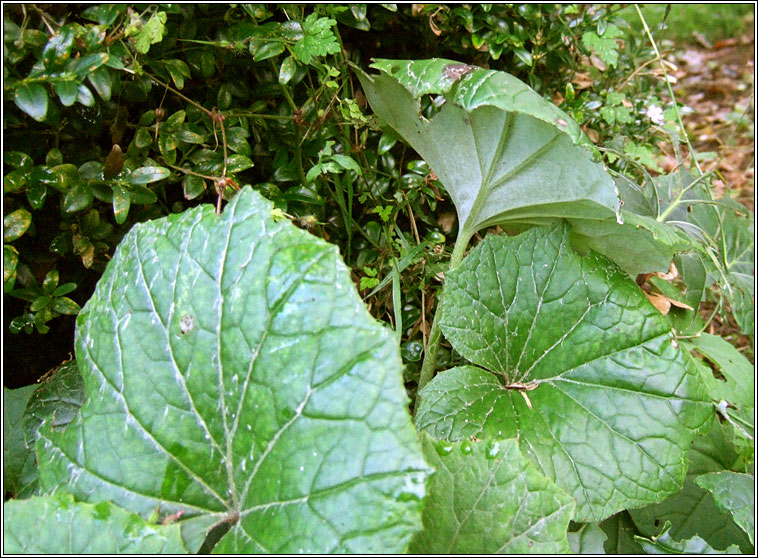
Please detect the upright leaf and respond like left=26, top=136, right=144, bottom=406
left=355, top=59, right=620, bottom=247
left=37, top=187, right=430, bottom=553
left=416, top=224, right=712, bottom=522
left=409, top=435, right=574, bottom=554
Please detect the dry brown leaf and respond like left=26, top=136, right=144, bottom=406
left=646, top=292, right=672, bottom=315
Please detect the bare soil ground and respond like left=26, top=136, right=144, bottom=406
left=664, top=27, right=755, bottom=210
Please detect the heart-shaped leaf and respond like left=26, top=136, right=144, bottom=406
left=355, top=59, right=620, bottom=248
left=408, top=434, right=574, bottom=554
left=415, top=224, right=712, bottom=522
left=36, top=187, right=430, bottom=553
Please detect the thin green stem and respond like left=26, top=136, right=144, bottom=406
left=634, top=4, right=702, bottom=176
left=656, top=171, right=714, bottom=222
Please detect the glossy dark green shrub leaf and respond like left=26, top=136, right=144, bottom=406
left=14, top=83, right=48, bottom=121
left=4, top=208, right=32, bottom=242
left=76, top=84, right=95, bottom=107
left=4, top=151, right=33, bottom=171
left=128, top=166, right=170, bottom=184
left=54, top=81, right=79, bottom=106
left=134, top=127, right=154, bottom=149
left=225, top=155, right=254, bottom=173
left=50, top=163, right=81, bottom=192
left=3, top=494, right=190, bottom=554
left=87, top=67, right=112, bottom=101
left=279, top=55, right=297, bottom=85
left=182, top=175, right=206, bottom=200
left=695, top=472, right=754, bottom=546
left=63, top=182, right=94, bottom=213
left=4, top=169, right=27, bottom=193
left=252, top=41, right=285, bottom=61
left=81, top=4, right=125, bottom=26
left=26, top=178, right=47, bottom=210
left=408, top=434, right=574, bottom=554
left=37, top=187, right=430, bottom=553
left=355, top=59, right=620, bottom=244
left=4, top=245, right=19, bottom=292
left=416, top=224, right=712, bottom=522
left=51, top=296, right=81, bottom=315
left=112, top=184, right=131, bottom=225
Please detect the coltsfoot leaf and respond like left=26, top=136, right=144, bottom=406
left=416, top=224, right=712, bottom=522
left=37, top=187, right=430, bottom=553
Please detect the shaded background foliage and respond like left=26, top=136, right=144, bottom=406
left=3, top=3, right=754, bottom=389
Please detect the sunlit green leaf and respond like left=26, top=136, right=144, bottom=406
left=37, top=187, right=430, bottom=553
left=416, top=224, right=712, bottom=522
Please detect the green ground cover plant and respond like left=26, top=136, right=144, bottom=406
left=3, top=4, right=754, bottom=554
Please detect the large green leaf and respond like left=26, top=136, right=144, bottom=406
left=3, top=385, right=38, bottom=498
left=695, top=472, right=754, bottom=546
left=36, top=187, right=430, bottom=553
left=354, top=59, right=620, bottom=247
left=3, top=493, right=189, bottom=554
left=415, top=224, right=712, bottom=522
left=408, top=434, right=574, bottom=554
